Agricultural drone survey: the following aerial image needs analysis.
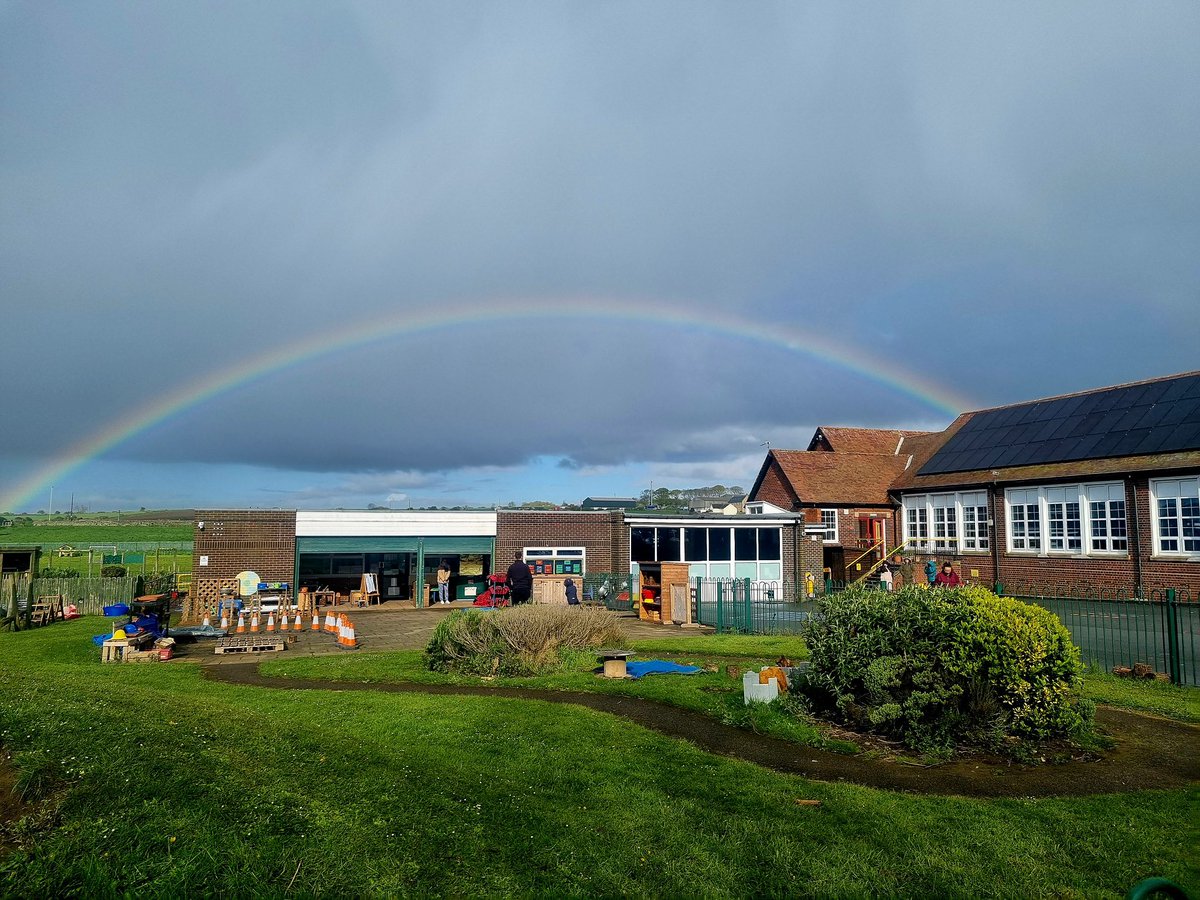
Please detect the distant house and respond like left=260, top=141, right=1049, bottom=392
left=890, top=370, right=1200, bottom=596
left=748, top=427, right=937, bottom=582
left=580, top=497, right=640, bottom=511
left=687, top=495, right=744, bottom=515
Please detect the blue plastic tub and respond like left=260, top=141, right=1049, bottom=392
left=92, top=633, right=113, bottom=645
left=102, top=604, right=129, bottom=617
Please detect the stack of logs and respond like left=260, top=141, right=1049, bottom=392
left=1111, top=662, right=1171, bottom=682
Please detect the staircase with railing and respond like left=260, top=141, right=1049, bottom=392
left=847, top=538, right=911, bottom=586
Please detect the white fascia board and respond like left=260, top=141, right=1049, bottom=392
left=624, top=515, right=800, bottom=527
left=296, top=510, right=498, bottom=537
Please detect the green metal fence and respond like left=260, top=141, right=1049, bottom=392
left=998, top=581, right=1198, bottom=687
left=582, top=572, right=636, bottom=612
left=694, top=579, right=815, bottom=635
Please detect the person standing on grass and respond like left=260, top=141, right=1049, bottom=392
left=934, top=561, right=962, bottom=587
left=437, top=560, right=452, bottom=605
left=506, top=551, right=533, bottom=605
left=564, top=577, right=579, bottom=606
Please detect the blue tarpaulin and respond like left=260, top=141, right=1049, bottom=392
left=625, top=660, right=701, bottom=679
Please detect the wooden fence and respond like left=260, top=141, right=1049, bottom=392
left=1, top=573, right=174, bottom=624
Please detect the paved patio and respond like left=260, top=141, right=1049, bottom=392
left=193, top=603, right=707, bottom=665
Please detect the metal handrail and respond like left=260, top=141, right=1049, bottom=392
left=849, top=539, right=911, bottom=586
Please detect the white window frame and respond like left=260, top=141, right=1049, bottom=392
left=902, top=492, right=988, bottom=554
left=523, top=546, right=587, bottom=575
left=820, top=508, right=838, bottom=543
left=1004, top=482, right=1129, bottom=558
left=1150, top=476, right=1200, bottom=559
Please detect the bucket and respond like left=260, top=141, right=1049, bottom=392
left=742, top=671, right=779, bottom=705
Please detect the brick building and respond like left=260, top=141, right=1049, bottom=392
left=891, top=371, right=1200, bottom=597
left=747, top=427, right=937, bottom=582
left=191, top=505, right=820, bottom=610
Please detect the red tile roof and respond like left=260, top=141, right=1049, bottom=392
left=769, top=450, right=913, bottom=506
left=809, top=427, right=934, bottom=455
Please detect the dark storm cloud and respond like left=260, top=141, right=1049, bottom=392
left=1, top=1, right=1197, bottom=496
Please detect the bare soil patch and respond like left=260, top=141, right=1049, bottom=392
left=204, top=663, right=1200, bottom=798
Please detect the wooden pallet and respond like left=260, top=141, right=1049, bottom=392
left=214, top=635, right=285, bottom=654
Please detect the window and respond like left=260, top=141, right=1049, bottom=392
left=903, top=492, right=983, bottom=553
left=523, top=547, right=586, bottom=575
left=905, top=501, right=929, bottom=550
left=1086, top=484, right=1128, bottom=552
left=1005, top=482, right=1129, bottom=556
left=631, top=528, right=655, bottom=562
left=820, top=509, right=838, bottom=543
left=1045, top=487, right=1081, bottom=552
left=734, top=528, right=758, bottom=561
left=1007, top=489, right=1041, bottom=551
left=932, top=496, right=958, bottom=549
left=708, top=528, right=731, bottom=561
left=960, top=491, right=989, bottom=551
left=637, top=524, right=781, bottom=580
left=1153, top=477, right=1200, bottom=555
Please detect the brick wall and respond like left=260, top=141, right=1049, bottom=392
left=753, top=461, right=797, bottom=509
left=933, top=477, right=1200, bottom=597
left=192, top=510, right=297, bottom=583
left=495, top=510, right=627, bottom=574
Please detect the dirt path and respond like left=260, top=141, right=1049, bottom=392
left=203, top=663, right=1200, bottom=798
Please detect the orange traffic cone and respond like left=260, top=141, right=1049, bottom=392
left=293, top=610, right=303, bottom=631
left=311, top=608, right=321, bottom=631
left=324, top=610, right=336, bottom=634
left=344, top=620, right=357, bottom=650
left=220, top=608, right=230, bottom=630
left=251, top=610, right=260, bottom=633
left=266, top=611, right=276, bottom=633
left=236, top=611, right=246, bottom=634
left=201, top=609, right=211, bottom=629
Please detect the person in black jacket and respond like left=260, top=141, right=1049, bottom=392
left=506, top=551, right=533, bottom=605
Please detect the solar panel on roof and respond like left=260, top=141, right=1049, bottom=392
left=917, top=373, right=1200, bottom=476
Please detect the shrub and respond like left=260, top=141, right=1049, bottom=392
left=100, top=565, right=127, bottom=577
left=801, top=584, right=1092, bottom=753
left=426, top=605, right=626, bottom=676
left=38, top=568, right=80, bottom=579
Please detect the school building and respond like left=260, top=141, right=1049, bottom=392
left=191, top=370, right=1200, bottom=608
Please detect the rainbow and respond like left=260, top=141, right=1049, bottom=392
left=0, top=297, right=973, bottom=511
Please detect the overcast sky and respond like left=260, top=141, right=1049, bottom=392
left=2, top=2, right=1197, bottom=513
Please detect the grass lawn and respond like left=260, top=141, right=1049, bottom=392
left=1, top=620, right=1197, bottom=897
left=1081, top=671, right=1200, bottom=722
left=0, top=523, right=192, bottom=546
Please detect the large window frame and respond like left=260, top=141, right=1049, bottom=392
left=820, top=509, right=838, bottom=543
left=629, top=524, right=783, bottom=581
left=1150, top=476, right=1200, bottom=558
left=1003, top=481, right=1129, bottom=558
left=903, top=491, right=988, bottom=554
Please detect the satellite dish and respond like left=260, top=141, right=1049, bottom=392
left=237, top=570, right=261, bottom=598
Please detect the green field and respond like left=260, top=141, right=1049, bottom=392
left=0, top=620, right=1196, bottom=897
left=0, top=524, right=192, bottom=545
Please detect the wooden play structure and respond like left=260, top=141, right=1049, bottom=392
left=635, top=563, right=690, bottom=625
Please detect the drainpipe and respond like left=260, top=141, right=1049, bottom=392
left=990, top=482, right=1002, bottom=592
left=793, top=517, right=800, bottom=599
left=1129, top=476, right=1143, bottom=597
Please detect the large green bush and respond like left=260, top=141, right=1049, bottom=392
left=801, top=584, right=1092, bottom=753
left=426, top=606, right=626, bottom=676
